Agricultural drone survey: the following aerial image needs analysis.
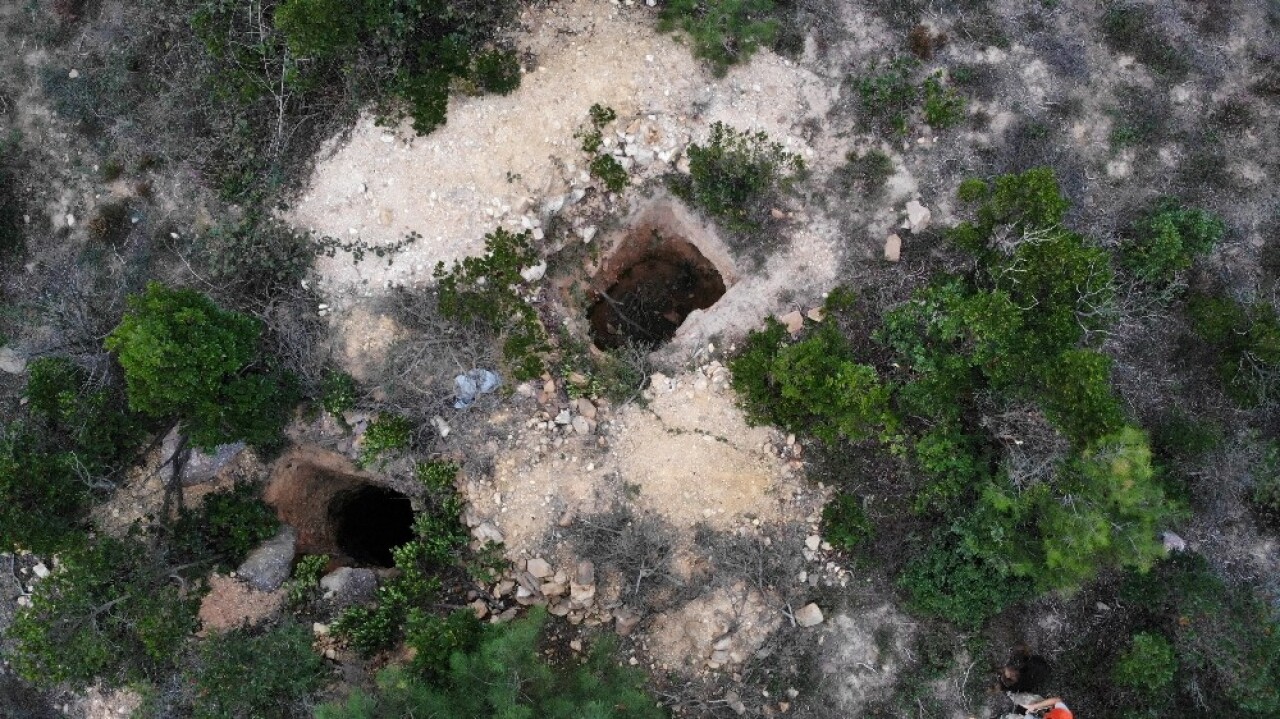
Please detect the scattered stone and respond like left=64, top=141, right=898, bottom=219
left=572, top=415, right=591, bottom=435
left=576, top=397, right=598, bottom=419
left=474, top=522, right=505, bottom=544
left=579, top=226, right=597, bottom=243
left=555, top=409, right=572, bottom=425
left=804, top=535, right=820, bottom=551
left=526, top=557, right=553, bottom=579
left=725, top=691, right=747, bottom=715
left=520, top=261, right=547, bottom=283
left=319, top=567, right=378, bottom=608
left=770, top=208, right=786, bottom=219
left=181, top=441, right=247, bottom=486
left=0, top=347, right=27, bottom=374
left=794, top=603, right=824, bottom=627
left=557, top=509, right=576, bottom=527
left=237, top=526, right=297, bottom=592
left=904, top=200, right=931, bottom=232
left=32, top=563, right=50, bottom=579
left=431, top=415, right=452, bottom=438
left=1162, top=531, right=1187, bottom=553
left=779, top=310, right=804, bottom=335
left=614, top=606, right=641, bottom=636
left=313, top=622, right=330, bottom=635
left=806, top=307, right=825, bottom=322
left=68, top=68, right=80, bottom=79
left=570, top=639, right=583, bottom=651
left=884, top=233, right=902, bottom=262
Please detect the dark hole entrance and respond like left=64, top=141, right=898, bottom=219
left=589, top=234, right=725, bottom=350
left=328, top=485, right=415, bottom=567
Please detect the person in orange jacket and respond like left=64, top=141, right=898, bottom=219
left=1018, top=696, right=1073, bottom=719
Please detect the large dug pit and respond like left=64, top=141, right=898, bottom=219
left=589, top=227, right=726, bottom=350
left=265, top=447, right=414, bottom=568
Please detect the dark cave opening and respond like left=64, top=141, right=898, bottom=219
left=588, top=234, right=726, bottom=350
left=328, top=485, right=415, bottom=567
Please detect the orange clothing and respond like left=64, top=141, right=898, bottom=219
left=1045, top=706, right=1073, bottom=719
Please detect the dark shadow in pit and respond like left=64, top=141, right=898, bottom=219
left=329, top=485, right=415, bottom=567
left=589, top=229, right=726, bottom=350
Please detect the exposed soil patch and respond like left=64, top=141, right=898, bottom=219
left=264, top=446, right=409, bottom=567
left=588, top=226, right=725, bottom=350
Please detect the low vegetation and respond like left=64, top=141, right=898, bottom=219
left=319, top=608, right=665, bottom=718
left=671, top=122, right=804, bottom=235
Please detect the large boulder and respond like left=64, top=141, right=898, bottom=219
left=236, top=526, right=297, bottom=592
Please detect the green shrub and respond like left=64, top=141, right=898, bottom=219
left=273, top=0, right=361, bottom=59
left=357, top=413, right=413, bottom=468
left=435, top=228, right=548, bottom=379
left=105, top=282, right=298, bottom=450
left=1036, top=349, right=1125, bottom=445
left=1187, top=293, right=1280, bottom=406
left=189, top=621, right=327, bottom=719
left=672, top=121, right=804, bottom=233
left=1101, top=4, right=1189, bottom=78
left=472, top=49, right=521, bottom=94
left=1114, top=632, right=1177, bottom=697
left=899, top=532, right=1033, bottom=628
left=1119, top=553, right=1280, bottom=717
left=730, top=322, right=894, bottom=444
left=836, top=149, right=895, bottom=198
left=285, top=554, right=330, bottom=608
left=911, top=422, right=988, bottom=513
left=198, top=215, right=316, bottom=299
left=318, top=608, right=666, bottom=719
left=404, top=608, right=484, bottom=679
left=922, top=73, right=966, bottom=129
left=415, top=460, right=459, bottom=491
left=1009, top=426, right=1172, bottom=589
left=1, top=358, right=145, bottom=552
left=1121, top=201, right=1225, bottom=289
left=659, top=0, right=780, bottom=76
left=822, top=493, right=873, bottom=551
left=8, top=537, right=199, bottom=687
left=589, top=154, right=629, bottom=192
left=321, top=370, right=358, bottom=416
left=857, top=57, right=920, bottom=136
left=170, top=481, right=280, bottom=568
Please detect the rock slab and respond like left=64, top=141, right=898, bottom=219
left=237, top=526, right=297, bottom=592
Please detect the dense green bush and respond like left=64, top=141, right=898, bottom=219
left=730, top=321, right=895, bottom=444
left=435, top=228, right=548, bottom=379
left=319, top=608, right=666, bottom=718
left=672, top=122, right=804, bottom=233
left=1113, top=632, right=1177, bottom=697
left=285, top=554, right=330, bottom=608
left=1, top=357, right=145, bottom=552
left=189, top=622, right=327, bottom=719
left=921, top=73, right=966, bottom=129
left=822, top=493, right=874, bottom=551
left=1037, top=349, right=1125, bottom=445
left=1117, top=553, right=1280, bottom=717
left=659, top=0, right=780, bottom=76
left=1121, top=201, right=1224, bottom=289
left=899, top=530, right=1033, bottom=628
left=1187, top=293, right=1280, bottom=406
left=170, top=481, right=280, bottom=568
left=357, top=413, right=414, bottom=468
left=105, top=283, right=298, bottom=450
left=198, top=215, right=316, bottom=299
left=403, top=608, right=485, bottom=679
left=8, top=537, right=199, bottom=687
